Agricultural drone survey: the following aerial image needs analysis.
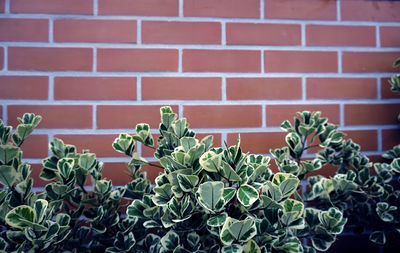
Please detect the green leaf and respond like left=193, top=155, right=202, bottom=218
left=221, top=161, right=242, bottom=181
left=201, top=135, right=214, bottom=151
left=223, top=187, right=236, bottom=203
left=237, top=184, right=259, bottom=207
left=34, top=199, right=48, bottom=224
left=180, top=137, right=197, bottom=152
left=272, top=173, right=299, bottom=198
left=112, top=133, right=135, bottom=156
left=263, top=181, right=282, bottom=201
left=161, top=230, right=180, bottom=251
left=177, top=174, right=198, bottom=192
left=197, top=182, right=224, bottom=213
left=0, top=144, right=20, bottom=164
left=244, top=240, right=261, bottom=253
left=207, top=212, right=228, bottom=227
left=199, top=151, right=221, bottom=173
left=282, top=199, right=304, bottom=225
left=222, top=244, right=243, bottom=253
left=79, top=153, right=96, bottom=171
left=369, top=231, right=386, bottom=245
left=0, top=165, right=17, bottom=187
left=5, top=205, right=35, bottom=229
left=228, top=217, right=257, bottom=242
left=173, top=118, right=188, bottom=139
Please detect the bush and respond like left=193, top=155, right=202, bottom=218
left=0, top=107, right=349, bottom=253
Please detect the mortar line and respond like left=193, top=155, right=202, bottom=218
left=221, top=22, right=226, bottom=46
left=260, top=0, right=264, bottom=19
left=92, top=105, right=97, bottom=130
left=178, top=49, right=183, bottom=72
left=261, top=50, right=265, bottom=73
left=301, top=24, right=306, bottom=46
left=179, top=0, right=184, bottom=17
left=338, top=50, right=343, bottom=73
left=340, top=103, right=345, bottom=127
left=337, top=0, right=341, bottom=21
left=136, top=76, right=142, bottom=101
left=302, top=77, right=306, bottom=101
left=377, top=129, right=382, bottom=152
left=4, top=0, right=10, bottom=13
left=92, top=48, right=97, bottom=72
left=48, top=76, right=54, bottom=101
left=377, top=77, right=382, bottom=100
left=2, top=105, right=7, bottom=125
left=48, top=18, right=54, bottom=43
left=221, top=77, right=227, bottom=101
left=2, top=46, right=7, bottom=71
left=137, top=19, right=142, bottom=44
left=262, top=104, right=266, bottom=128
left=93, top=0, right=99, bottom=16
left=376, top=25, right=381, bottom=48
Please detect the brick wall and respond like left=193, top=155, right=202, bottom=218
left=0, top=0, right=400, bottom=187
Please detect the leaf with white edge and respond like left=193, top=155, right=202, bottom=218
left=222, top=244, right=243, bottom=253
left=228, top=217, right=257, bottom=242
left=34, top=199, right=48, bottom=224
left=259, top=195, right=282, bottom=210
left=272, top=173, right=299, bottom=198
left=311, top=227, right=336, bottom=251
left=391, top=158, right=400, bottom=173
left=273, top=237, right=303, bottom=253
left=199, top=151, right=222, bottom=173
left=220, top=217, right=235, bottom=246
left=112, top=133, right=135, bottom=156
left=197, top=181, right=224, bottom=213
left=187, top=232, right=200, bottom=248
left=319, top=207, right=343, bottom=231
left=237, top=184, right=258, bottom=207
left=180, top=137, right=197, bottom=152
left=221, top=161, right=242, bottom=181
left=0, top=165, right=17, bottom=188
left=0, top=237, right=8, bottom=251
left=5, top=205, right=35, bottom=229
left=283, top=199, right=304, bottom=219
left=79, top=153, right=96, bottom=171
left=223, top=187, right=236, bottom=203
left=177, top=174, right=198, bottom=192
left=244, top=240, right=261, bottom=253
left=263, top=181, right=282, bottom=201
left=161, top=230, right=180, bottom=251
left=201, top=135, right=214, bottom=151
left=0, top=144, right=20, bottom=164
left=207, top=212, right=228, bottom=227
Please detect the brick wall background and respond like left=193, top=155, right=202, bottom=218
left=0, top=0, right=400, bottom=188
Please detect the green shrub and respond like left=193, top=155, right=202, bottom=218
left=0, top=107, right=347, bottom=252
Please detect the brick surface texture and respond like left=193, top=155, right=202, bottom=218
left=0, top=0, right=399, bottom=186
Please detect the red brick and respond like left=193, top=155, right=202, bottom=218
left=265, top=0, right=336, bottom=20
left=341, top=0, right=400, bottom=22
left=54, top=77, right=136, bottom=100
left=306, top=25, right=375, bottom=47
left=0, top=0, right=4, bottom=12
left=97, top=105, right=178, bottom=129
left=0, top=76, right=48, bottom=99
left=183, top=50, right=260, bottom=73
left=266, top=104, right=340, bottom=126
left=382, top=129, right=400, bottom=151
left=8, top=105, right=92, bottom=129
left=54, top=19, right=136, bottom=43
left=227, top=23, right=300, bottom=46
left=142, top=21, right=220, bottom=44
left=345, top=104, right=400, bottom=126
left=227, top=132, right=286, bottom=154
left=307, top=78, right=377, bottom=99
left=265, top=51, right=337, bottom=73
left=344, top=130, right=378, bottom=152
left=98, top=48, right=178, bottom=72
left=380, top=27, right=400, bottom=47
left=20, top=135, right=48, bottom=158
left=381, top=77, right=400, bottom=99
left=227, top=78, right=302, bottom=100
left=184, top=0, right=259, bottom=18
left=30, top=164, right=48, bottom=187
left=11, top=0, right=93, bottom=14
left=306, top=163, right=338, bottom=178
left=141, top=133, right=222, bottom=157
left=142, top=77, right=221, bottom=100
left=0, top=18, right=48, bottom=42
left=55, top=134, right=125, bottom=157
left=343, top=52, right=400, bottom=73
left=99, top=0, right=178, bottom=16
left=183, top=105, right=262, bottom=128
left=8, top=47, right=92, bottom=71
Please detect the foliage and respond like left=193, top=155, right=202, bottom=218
left=126, top=106, right=345, bottom=252
left=273, top=108, right=400, bottom=247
